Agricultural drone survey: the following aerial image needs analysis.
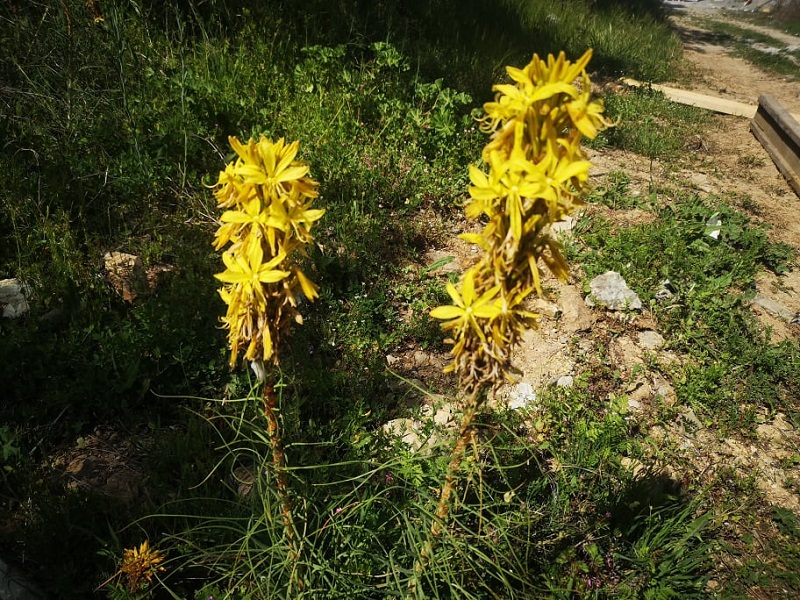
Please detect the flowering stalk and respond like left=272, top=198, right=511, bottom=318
left=412, top=50, right=611, bottom=590
left=261, top=383, right=301, bottom=585
left=211, top=135, right=323, bottom=593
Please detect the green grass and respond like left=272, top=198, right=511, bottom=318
left=594, top=87, right=712, bottom=160
left=736, top=3, right=800, bottom=37
left=2, top=0, right=799, bottom=598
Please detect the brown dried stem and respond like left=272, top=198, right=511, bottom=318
left=262, top=384, right=305, bottom=593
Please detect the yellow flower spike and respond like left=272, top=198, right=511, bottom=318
left=212, top=135, right=323, bottom=368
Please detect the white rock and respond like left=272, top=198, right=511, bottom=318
left=433, top=404, right=454, bottom=426
left=507, top=382, right=537, bottom=410
left=552, top=375, right=574, bottom=389
left=0, top=279, right=30, bottom=319
left=586, top=271, right=642, bottom=311
left=382, top=418, right=424, bottom=450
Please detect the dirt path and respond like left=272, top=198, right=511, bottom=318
left=667, top=14, right=800, bottom=113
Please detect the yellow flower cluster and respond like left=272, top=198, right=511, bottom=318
left=121, top=540, right=166, bottom=591
left=431, top=50, right=610, bottom=391
left=212, top=136, right=323, bottom=367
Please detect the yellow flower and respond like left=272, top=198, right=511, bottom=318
left=269, top=188, right=326, bottom=246
left=120, top=540, right=166, bottom=592
left=482, top=50, right=594, bottom=130
left=230, top=136, right=317, bottom=199
left=430, top=269, right=503, bottom=343
left=566, top=88, right=610, bottom=139
left=433, top=49, right=609, bottom=388
left=215, top=243, right=289, bottom=310
left=214, top=196, right=282, bottom=251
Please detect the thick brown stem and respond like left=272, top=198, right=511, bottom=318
left=262, top=385, right=304, bottom=593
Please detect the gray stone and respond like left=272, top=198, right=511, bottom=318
left=752, top=294, right=796, bottom=323
left=655, top=279, right=675, bottom=301
left=0, top=279, right=29, bottom=319
left=586, top=271, right=642, bottom=311
left=638, top=330, right=665, bottom=350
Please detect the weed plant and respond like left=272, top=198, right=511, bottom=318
left=150, top=384, right=713, bottom=599
left=595, top=88, right=712, bottom=161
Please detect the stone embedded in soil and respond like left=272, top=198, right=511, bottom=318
left=532, top=298, right=560, bottom=319
left=383, top=418, right=426, bottom=450
left=412, top=350, right=433, bottom=368
left=752, top=294, right=796, bottom=323
left=586, top=271, right=642, bottom=311
left=423, top=250, right=461, bottom=275
left=638, top=330, right=666, bottom=350
left=103, top=252, right=174, bottom=302
left=0, top=278, right=29, bottom=319
left=103, top=252, right=148, bottom=303
left=557, top=285, right=594, bottom=332
left=550, top=215, right=577, bottom=239
left=550, top=375, right=574, bottom=389
left=65, top=457, right=96, bottom=477
left=610, top=336, right=644, bottom=374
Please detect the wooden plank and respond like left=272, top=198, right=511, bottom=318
left=622, top=78, right=757, bottom=117
left=750, top=95, right=800, bottom=197
left=621, top=79, right=800, bottom=121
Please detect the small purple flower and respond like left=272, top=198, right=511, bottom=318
left=335, top=506, right=343, bottom=514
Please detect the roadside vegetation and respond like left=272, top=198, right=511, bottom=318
left=1, top=0, right=799, bottom=598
